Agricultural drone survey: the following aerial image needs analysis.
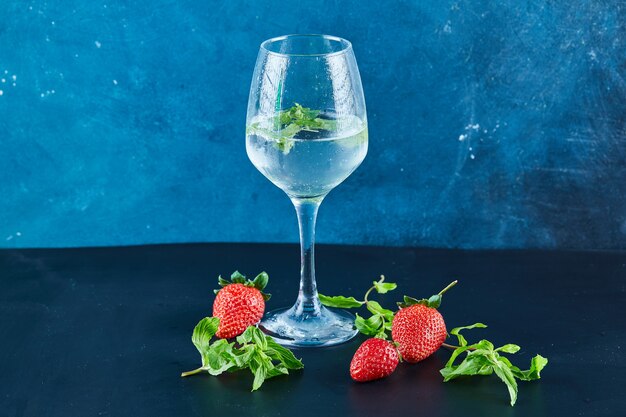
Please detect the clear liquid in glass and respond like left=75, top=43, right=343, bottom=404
left=246, top=113, right=368, bottom=198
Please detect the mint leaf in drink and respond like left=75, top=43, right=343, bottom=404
left=282, top=103, right=320, bottom=127
left=246, top=103, right=340, bottom=154
left=440, top=323, right=548, bottom=406
left=276, top=123, right=299, bottom=153
left=317, top=117, right=339, bottom=132
left=182, top=320, right=303, bottom=391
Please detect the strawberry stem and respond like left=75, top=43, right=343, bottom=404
left=438, top=280, right=458, bottom=296
left=181, top=367, right=205, bottom=377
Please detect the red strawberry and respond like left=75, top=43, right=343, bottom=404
left=391, top=281, right=457, bottom=363
left=350, top=338, right=400, bottom=382
left=212, top=271, right=271, bottom=339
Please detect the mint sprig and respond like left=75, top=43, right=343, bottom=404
left=319, top=275, right=397, bottom=339
left=181, top=317, right=303, bottom=391
left=277, top=103, right=337, bottom=133
left=246, top=103, right=338, bottom=154
left=440, top=323, right=548, bottom=406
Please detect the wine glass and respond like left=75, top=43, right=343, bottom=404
left=246, top=34, right=368, bottom=347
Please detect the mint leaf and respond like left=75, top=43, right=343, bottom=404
left=472, top=339, right=495, bottom=352
left=250, top=355, right=269, bottom=391
left=236, top=326, right=255, bottom=344
left=266, top=338, right=304, bottom=370
left=287, top=103, right=320, bottom=125
left=443, top=345, right=472, bottom=368
left=355, top=313, right=383, bottom=337
left=279, top=110, right=293, bottom=125
left=231, top=344, right=255, bottom=368
left=191, top=317, right=220, bottom=366
left=372, top=275, right=397, bottom=294
left=500, top=354, right=548, bottom=381
left=365, top=300, right=395, bottom=322
left=493, top=359, right=519, bottom=406
left=441, top=354, right=492, bottom=381
left=373, top=281, right=397, bottom=294
left=318, top=294, right=364, bottom=308
left=521, top=355, right=548, bottom=380
left=239, top=329, right=303, bottom=391
left=203, top=339, right=239, bottom=375
left=251, top=327, right=268, bottom=350
left=495, top=344, right=521, bottom=354
left=374, top=281, right=398, bottom=294
left=182, top=317, right=238, bottom=378
left=317, top=118, right=338, bottom=131
left=266, top=363, right=289, bottom=379
left=449, top=323, right=487, bottom=347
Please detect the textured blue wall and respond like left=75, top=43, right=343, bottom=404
left=1, top=0, right=625, bottom=249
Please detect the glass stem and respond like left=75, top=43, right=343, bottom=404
left=291, top=196, right=324, bottom=317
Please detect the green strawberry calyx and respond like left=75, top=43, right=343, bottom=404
left=397, top=280, right=458, bottom=309
left=214, top=271, right=271, bottom=301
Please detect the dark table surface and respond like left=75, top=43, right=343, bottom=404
left=0, top=243, right=624, bottom=417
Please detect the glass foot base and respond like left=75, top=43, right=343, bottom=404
left=259, top=305, right=358, bottom=347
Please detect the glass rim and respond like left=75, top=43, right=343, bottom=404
left=260, top=34, right=353, bottom=58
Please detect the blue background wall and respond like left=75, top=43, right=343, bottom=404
left=2, top=0, right=625, bottom=250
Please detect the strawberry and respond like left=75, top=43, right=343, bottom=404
left=212, top=271, right=271, bottom=339
left=391, top=281, right=457, bottom=363
left=392, top=304, right=447, bottom=363
left=350, top=338, right=400, bottom=382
